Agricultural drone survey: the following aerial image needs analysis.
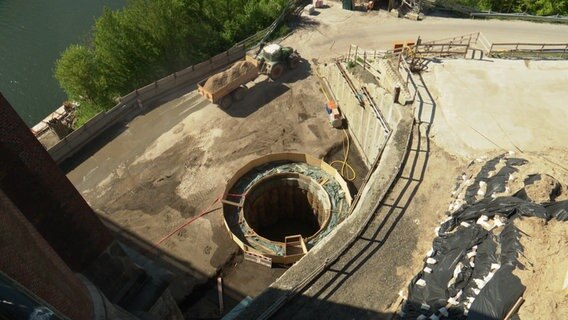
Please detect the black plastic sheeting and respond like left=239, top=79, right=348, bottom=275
left=439, top=197, right=550, bottom=234
left=462, top=157, right=528, bottom=204
left=400, top=157, right=566, bottom=320
left=463, top=156, right=503, bottom=204
left=545, top=200, right=568, bottom=221
left=467, top=266, right=526, bottom=320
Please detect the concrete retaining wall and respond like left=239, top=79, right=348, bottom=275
left=322, top=64, right=400, bottom=167
left=377, top=59, right=413, bottom=105
left=48, top=45, right=246, bottom=164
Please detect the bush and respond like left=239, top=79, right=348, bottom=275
left=450, top=0, right=568, bottom=15
left=55, top=0, right=289, bottom=126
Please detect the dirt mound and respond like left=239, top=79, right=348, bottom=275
left=524, top=174, right=561, bottom=203
left=203, top=61, right=257, bottom=92
left=514, top=217, right=568, bottom=320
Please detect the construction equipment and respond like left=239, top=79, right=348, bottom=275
left=197, top=59, right=259, bottom=109
left=255, top=43, right=301, bottom=80
left=198, top=43, right=300, bottom=109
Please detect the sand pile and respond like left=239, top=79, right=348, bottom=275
left=514, top=217, right=568, bottom=320
left=203, top=61, right=257, bottom=92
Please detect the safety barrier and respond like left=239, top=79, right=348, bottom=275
left=48, top=0, right=306, bottom=164
left=233, top=0, right=303, bottom=50
left=48, top=46, right=245, bottom=164
left=471, top=12, right=568, bottom=23
left=488, top=42, right=568, bottom=59
left=431, top=0, right=568, bottom=24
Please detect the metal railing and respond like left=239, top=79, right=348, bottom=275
left=489, top=42, right=568, bottom=59
left=422, top=32, right=479, bottom=45
left=233, top=0, right=303, bottom=50
left=413, top=42, right=470, bottom=57
left=346, top=44, right=390, bottom=65
left=471, top=12, right=568, bottom=23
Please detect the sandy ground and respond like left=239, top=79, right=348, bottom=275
left=67, top=66, right=348, bottom=301
left=63, top=2, right=568, bottom=318
left=423, top=59, right=568, bottom=159
left=284, top=2, right=568, bottom=60
left=515, top=218, right=568, bottom=320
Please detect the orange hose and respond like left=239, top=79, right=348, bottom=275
left=154, top=194, right=222, bottom=247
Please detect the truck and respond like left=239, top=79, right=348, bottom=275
left=197, top=43, right=300, bottom=109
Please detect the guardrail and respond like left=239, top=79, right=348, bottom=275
left=233, top=0, right=303, bottom=50
left=414, top=42, right=470, bottom=57
left=488, top=42, right=568, bottom=59
left=422, top=31, right=480, bottom=46
left=48, top=46, right=246, bottom=164
left=471, top=12, right=568, bottom=23
left=48, top=1, right=306, bottom=164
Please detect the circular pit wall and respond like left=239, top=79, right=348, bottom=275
left=222, top=153, right=352, bottom=265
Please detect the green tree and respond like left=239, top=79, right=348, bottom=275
left=56, top=0, right=289, bottom=125
left=55, top=44, right=112, bottom=106
left=453, top=0, right=568, bottom=14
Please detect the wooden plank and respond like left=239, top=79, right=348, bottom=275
left=217, top=276, right=224, bottom=315
left=244, top=251, right=272, bottom=268
left=285, top=235, right=307, bottom=256
left=504, top=297, right=525, bottom=320
left=221, top=199, right=242, bottom=208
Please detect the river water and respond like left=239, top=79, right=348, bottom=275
left=0, top=0, right=125, bottom=127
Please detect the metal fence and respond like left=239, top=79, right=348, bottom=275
left=48, top=0, right=306, bottom=164
left=233, top=0, right=304, bottom=50
left=471, top=12, right=568, bottom=23
left=428, top=0, right=568, bottom=23
left=488, top=42, right=568, bottom=59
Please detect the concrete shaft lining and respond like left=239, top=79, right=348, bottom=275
left=222, top=153, right=352, bottom=264
left=243, top=173, right=331, bottom=242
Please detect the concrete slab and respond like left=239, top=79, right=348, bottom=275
left=424, top=59, right=568, bottom=158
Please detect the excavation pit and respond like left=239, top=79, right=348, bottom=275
left=243, top=173, right=331, bottom=242
left=222, top=153, right=352, bottom=265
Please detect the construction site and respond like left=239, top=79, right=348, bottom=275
left=1, top=1, right=568, bottom=319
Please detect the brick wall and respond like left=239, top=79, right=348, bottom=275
left=0, top=190, right=93, bottom=320
left=0, top=93, right=113, bottom=271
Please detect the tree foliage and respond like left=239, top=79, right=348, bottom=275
left=55, top=0, right=288, bottom=124
left=453, top=0, right=568, bottom=15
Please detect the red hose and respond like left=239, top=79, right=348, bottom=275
left=154, top=194, right=222, bottom=247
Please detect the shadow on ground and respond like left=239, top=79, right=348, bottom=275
left=97, top=214, right=287, bottom=319
left=222, top=57, right=312, bottom=118
left=59, top=84, right=201, bottom=173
